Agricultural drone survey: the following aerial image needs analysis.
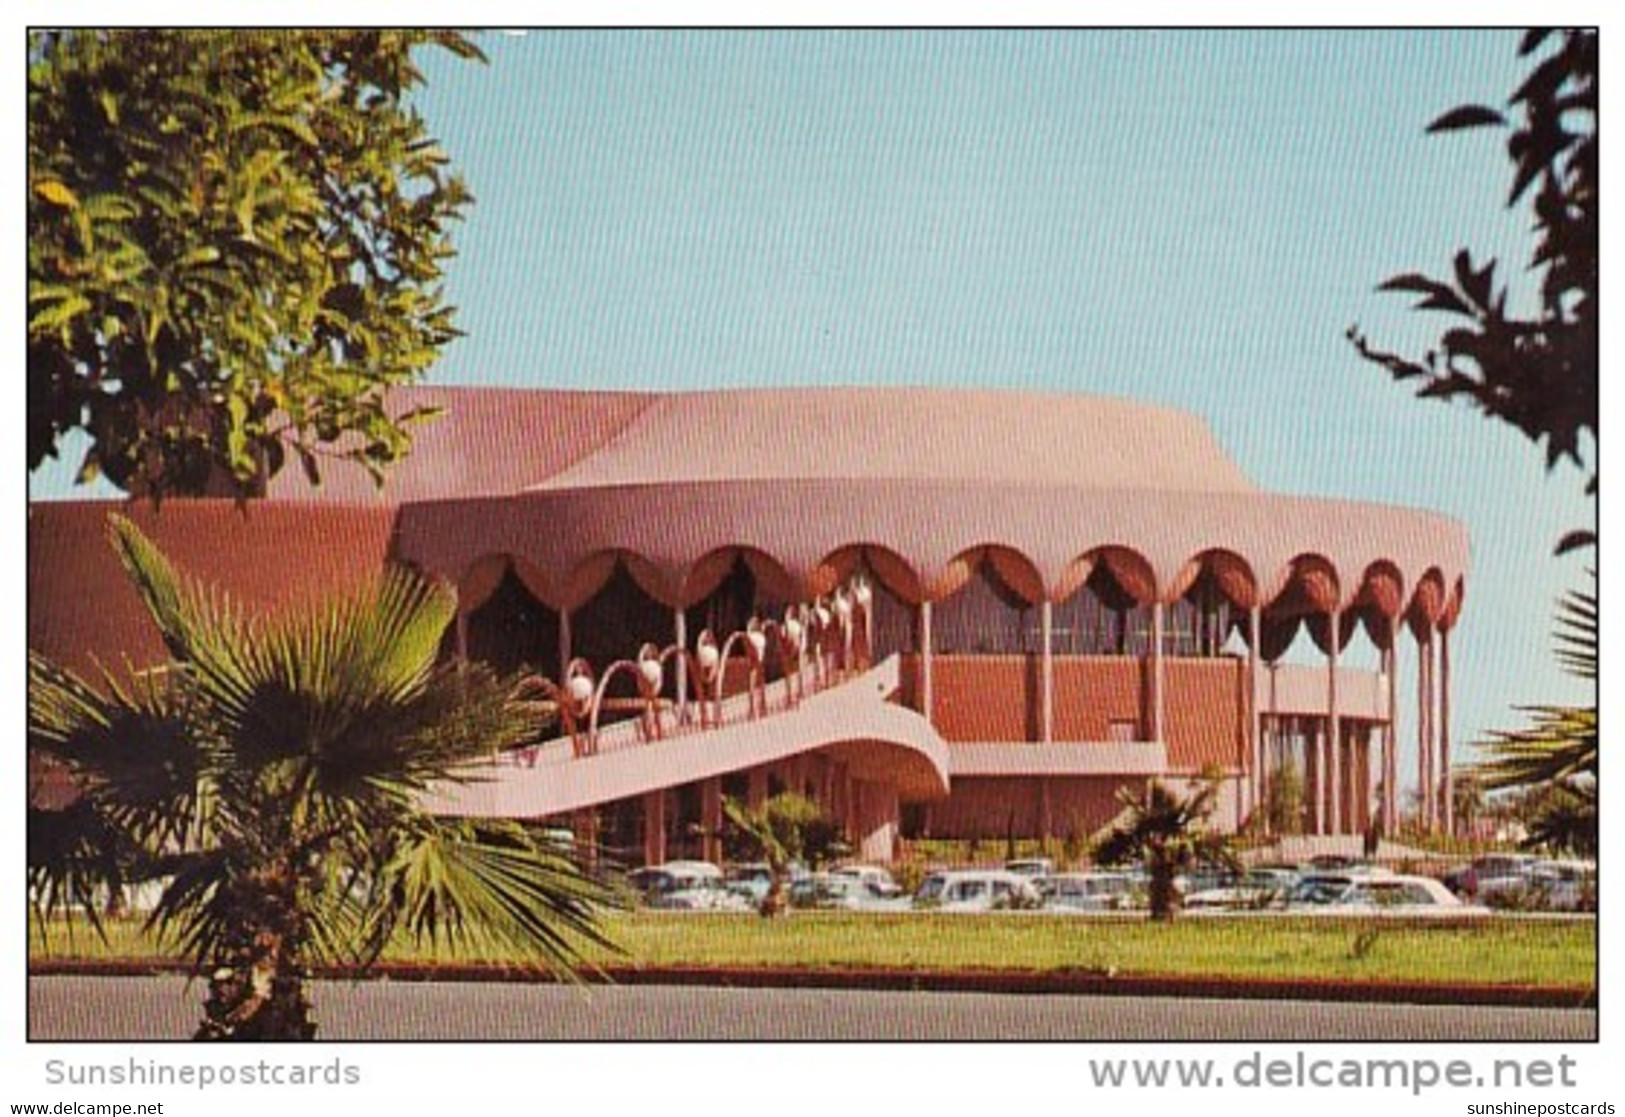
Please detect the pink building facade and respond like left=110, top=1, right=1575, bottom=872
left=29, top=387, right=1467, bottom=863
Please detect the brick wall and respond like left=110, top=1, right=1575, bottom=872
left=30, top=500, right=398, bottom=680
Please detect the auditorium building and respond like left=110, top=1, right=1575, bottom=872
left=28, top=386, right=1467, bottom=864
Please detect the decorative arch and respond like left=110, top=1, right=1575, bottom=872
left=810, top=543, right=922, bottom=605
left=1438, top=576, right=1467, bottom=633
left=680, top=545, right=797, bottom=609
left=569, top=554, right=677, bottom=672
left=1048, top=545, right=1156, bottom=656
left=456, top=553, right=513, bottom=616
left=1264, top=553, right=1342, bottom=619
left=1081, top=545, right=1159, bottom=606
left=1168, top=548, right=1259, bottom=609
left=562, top=549, right=679, bottom=611
left=458, top=553, right=563, bottom=677
left=1406, top=567, right=1447, bottom=639
left=1353, top=560, right=1406, bottom=620
left=925, top=544, right=1045, bottom=606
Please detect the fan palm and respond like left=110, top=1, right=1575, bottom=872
left=1094, top=779, right=1239, bottom=921
left=720, top=792, right=846, bottom=917
left=28, top=516, right=616, bottom=1040
left=1474, top=573, right=1596, bottom=854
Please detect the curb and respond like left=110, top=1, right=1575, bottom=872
left=28, top=960, right=1596, bottom=1010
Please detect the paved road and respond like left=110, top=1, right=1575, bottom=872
left=29, top=976, right=1596, bottom=1041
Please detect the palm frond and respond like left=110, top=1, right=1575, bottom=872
left=37, top=517, right=620, bottom=998
left=379, top=818, right=621, bottom=976
left=27, top=652, right=212, bottom=932
left=1476, top=705, right=1597, bottom=791
left=27, top=800, right=133, bottom=939
left=1552, top=578, right=1596, bottom=680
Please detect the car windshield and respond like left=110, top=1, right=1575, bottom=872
left=917, top=876, right=946, bottom=902
left=1290, top=878, right=1351, bottom=904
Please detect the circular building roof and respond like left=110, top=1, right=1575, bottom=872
left=529, top=387, right=1257, bottom=494
left=383, top=387, right=1468, bottom=626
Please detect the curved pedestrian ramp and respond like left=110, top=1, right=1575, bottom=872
left=422, top=654, right=949, bottom=819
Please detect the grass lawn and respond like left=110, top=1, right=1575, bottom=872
left=30, top=912, right=1595, bottom=990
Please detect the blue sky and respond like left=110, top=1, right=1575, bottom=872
left=28, top=29, right=1595, bottom=801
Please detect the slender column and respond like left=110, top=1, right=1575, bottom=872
left=919, top=600, right=935, bottom=723
left=1440, top=627, right=1453, bottom=837
left=1417, top=624, right=1433, bottom=834
left=1304, top=717, right=1322, bottom=835
left=1327, top=609, right=1342, bottom=835
left=1423, top=624, right=1436, bottom=832
left=1150, top=601, right=1165, bottom=743
left=572, top=808, right=600, bottom=873
left=1039, top=777, right=1053, bottom=841
left=1385, top=619, right=1400, bottom=833
left=558, top=609, right=572, bottom=682
left=642, top=790, right=667, bottom=867
left=864, top=599, right=873, bottom=667
left=1248, top=605, right=1262, bottom=816
left=701, top=777, right=723, bottom=865
left=455, top=610, right=469, bottom=663
left=1040, top=600, right=1054, bottom=743
left=674, top=608, right=689, bottom=720
left=747, top=767, right=768, bottom=810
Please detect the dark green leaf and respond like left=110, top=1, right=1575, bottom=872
left=1426, top=104, right=1505, bottom=133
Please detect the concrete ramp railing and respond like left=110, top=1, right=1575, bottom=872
left=422, top=654, right=950, bottom=819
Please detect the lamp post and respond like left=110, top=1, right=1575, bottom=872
left=812, top=598, right=833, bottom=687
left=563, top=659, right=596, bottom=757
left=852, top=576, right=874, bottom=669
left=780, top=606, right=806, bottom=703
left=832, top=588, right=854, bottom=676
left=696, top=629, right=721, bottom=727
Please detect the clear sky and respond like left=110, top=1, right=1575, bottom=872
left=28, top=29, right=1595, bottom=804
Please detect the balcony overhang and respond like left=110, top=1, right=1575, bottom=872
left=946, top=740, right=1167, bottom=778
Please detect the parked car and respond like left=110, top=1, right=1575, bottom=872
left=1285, top=873, right=1484, bottom=916
left=724, top=863, right=773, bottom=904
left=914, top=869, right=1043, bottom=912
left=1174, top=867, right=1241, bottom=900
left=1039, top=871, right=1141, bottom=913
left=1443, top=853, right=1538, bottom=898
left=1478, top=859, right=1596, bottom=912
left=722, top=862, right=809, bottom=905
left=629, top=861, right=753, bottom=911
left=790, top=872, right=912, bottom=912
left=1184, top=869, right=1299, bottom=912
left=1005, top=858, right=1055, bottom=881
left=828, top=864, right=904, bottom=898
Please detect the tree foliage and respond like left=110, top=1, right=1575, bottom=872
left=1474, top=572, right=1596, bottom=857
left=28, top=30, right=483, bottom=500
left=28, top=516, right=616, bottom=1040
left=1094, top=779, right=1238, bottom=922
left=1348, top=29, right=1597, bottom=550
left=721, top=792, right=847, bottom=918
left=1263, top=753, right=1307, bottom=836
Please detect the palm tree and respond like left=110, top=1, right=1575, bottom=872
left=1094, top=779, right=1239, bottom=922
left=720, top=791, right=846, bottom=917
left=1474, top=573, right=1596, bottom=855
left=28, top=516, right=616, bottom=1040
left=1450, top=770, right=1488, bottom=840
